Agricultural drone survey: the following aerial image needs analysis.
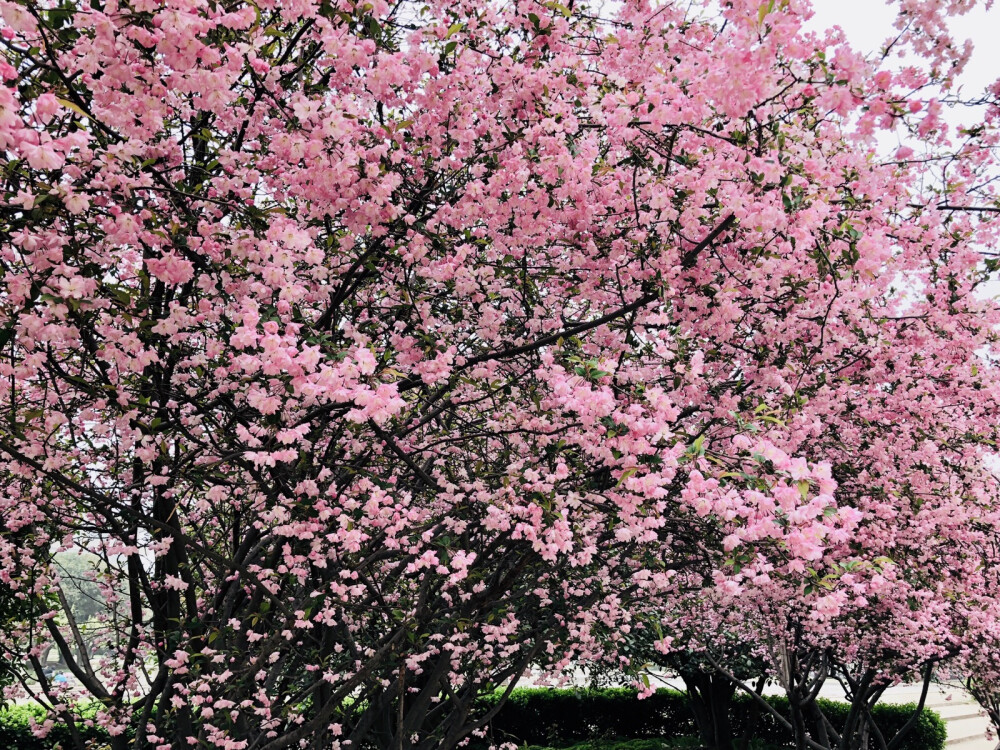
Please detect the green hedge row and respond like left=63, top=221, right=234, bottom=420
left=476, top=687, right=946, bottom=750
left=525, top=741, right=696, bottom=750
left=0, top=687, right=946, bottom=750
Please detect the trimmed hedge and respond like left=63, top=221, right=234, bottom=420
left=739, top=694, right=947, bottom=750
left=476, top=688, right=946, bottom=750
left=0, top=687, right=947, bottom=750
left=525, top=741, right=699, bottom=750
left=477, top=688, right=697, bottom=746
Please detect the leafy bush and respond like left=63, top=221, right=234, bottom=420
left=525, top=740, right=697, bottom=750
left=477, top=688, right=946, bottom=750
left=0, top=704, right=113, bottom=750
left=729, top=694, right=947, bottom=750
left=477, top=688, right=696, bottom=747
left=524, top=740, right=786, bottom=750
left=0, top=688, right=947, bottom=750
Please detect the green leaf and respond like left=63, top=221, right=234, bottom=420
left=691, top=434, right=706, bottom=456
left=56, top=98, right=89, bottom=120
left=616, top=467, right=639, bottom=487
left=544, top=1, right=571, bottom=17
left=758, top=0, right=775, bottom=25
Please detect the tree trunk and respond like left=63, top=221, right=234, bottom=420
left=681, top=668, right=737, bottom=750
left=805, top=699, right=831, bottom=749
left=790, top=698, right=811, bottom=750
left=736, top=676, right=768, bottom=750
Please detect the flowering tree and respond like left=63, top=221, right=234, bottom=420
left=2, top=0, right=1000, bottom=749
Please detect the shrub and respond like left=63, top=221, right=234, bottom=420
left=477, top=688, right=696, bottom=747
left=477, top=688, right=946, bottom=750
left=0, top=704, right=112, bottom=750
left=525, top=740, right=695, bottom=750
left=729, top=694, right=948, bottom=750
left=0, top=688, right=947, bottom=750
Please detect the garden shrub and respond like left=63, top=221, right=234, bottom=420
left=728, top=694, right=947, bottom=750
left=477, top=688, right=946, bottom=750
left=0, top=688, right=947, bottom=750
left=0, top=704, right=112, bottom=750
left=525, top=740, right=690, bottom=750
left=477, top=688, right=696, bottom=746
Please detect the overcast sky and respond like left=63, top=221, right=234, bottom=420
left=806, top=1, right=1000, bottom=293
left=808, top=0, right=998, bottom=96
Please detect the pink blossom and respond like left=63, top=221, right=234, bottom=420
left=146, top=253, right=195, bottom=285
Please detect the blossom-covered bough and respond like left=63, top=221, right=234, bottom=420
left=2, top=0, right=1000, bottom=748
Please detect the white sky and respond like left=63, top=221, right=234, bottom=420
left=808, top=1, right=1000, bottom=295
left=808, top=0, right=999, bottom=96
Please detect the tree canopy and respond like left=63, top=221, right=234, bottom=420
left=1, top=0, right=1000, bottom=749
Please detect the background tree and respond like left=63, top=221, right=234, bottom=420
left=53, top=551, right=115, bottom=628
